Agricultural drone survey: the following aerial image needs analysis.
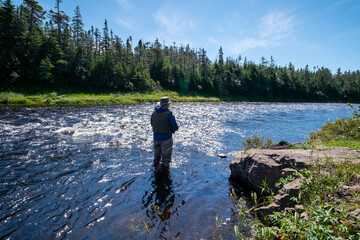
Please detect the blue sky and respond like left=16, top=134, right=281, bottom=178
left=13, top=0, right=360, bottom=73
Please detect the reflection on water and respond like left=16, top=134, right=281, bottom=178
left=143, top=167, right=178, bottom=238
left=0, top=102, right=356, bottom=239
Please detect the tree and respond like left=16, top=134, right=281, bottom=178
left=23, top=0, right=46, bottom=33
left=102, top=19, right=110, bottom=52
left=71, top=6, right=84, bottom=47
left=216, top=46, right=226, bottom=94
left=1, top=0, right=359, bottom=100
left=0, top=0, right=20, bottom=84
left=48, top=0, right=68, bottom=48
left=218, top=46, right=224, bottom=66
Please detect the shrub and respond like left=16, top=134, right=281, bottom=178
left=308, top=103, right=360, bottom=149
left=242, top=136, right=273, bottom=150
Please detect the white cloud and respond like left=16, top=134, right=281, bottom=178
left=331, top=0, right=353, bottom=8
left=153, top=10, right=195, bottom=37
left=208, top=37, right=219, bottom=45
left=259, top=10, right=295, bottom=41
left=333, top=28, right=360, bottom=40
left=229, top=38, right=267, bottom=53
left=116, top=18, right=134, bottom=30
left=115, top=0, right=133, bottom=11
left=223, top=10, right=296, bottom=54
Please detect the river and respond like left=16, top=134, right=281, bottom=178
left=0, top=102, right=355, bottom=239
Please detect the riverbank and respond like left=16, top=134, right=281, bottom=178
left=230, top=112, right=360, bottom=239
left=0, top=90, right=349, bottom=106
left=0, top=91, right=220, bottom=105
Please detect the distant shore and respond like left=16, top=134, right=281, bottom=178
left=0, top=91, right=220, bottom=106
left=0, top=90, right=352, bottom=106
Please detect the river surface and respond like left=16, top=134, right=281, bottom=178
left=0, top=102, right=356, bottom=239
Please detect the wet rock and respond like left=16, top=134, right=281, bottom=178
left=217, top=153, right=227, bottom=158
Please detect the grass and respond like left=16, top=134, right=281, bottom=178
left=308, top=117, right=360, bottom=150
left=0, top=87, right=347, bottom=106
left=320, top=140, right=360, bottom=149
left=0, top=90, right=221, bottom=106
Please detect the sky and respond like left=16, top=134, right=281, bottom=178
left=12, top=0, right=360, bottom=73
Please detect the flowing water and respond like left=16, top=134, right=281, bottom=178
left=0, top=102, right=355, bottom=239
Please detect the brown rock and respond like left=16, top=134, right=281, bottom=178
left=230, top=149, right=311, bottom=194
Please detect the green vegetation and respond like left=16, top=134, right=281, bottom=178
left=309, top=103, right=360, bottom=149
left=252, top=158, right=360, bottom=240
left=1, top=0, right=360, bottom=103
left=254, top=204, right=360, bottom=240
left=242, top=136, right=274, bottom=150
left=0, top=90, right=220, bottom=105
left=275, top=174, right=296, bottom=189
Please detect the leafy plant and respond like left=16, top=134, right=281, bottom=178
left=260, top=178, right=274, bottom=205
left=348, top=103, right=360, bottom=119
left=230, top=189, right=255, bottom=239
left=299, top=157, right=360, bottom=206
left=253, top=204, right=360, bottom=240
left=275, top=174, right=296, bottom=189
left=214, top=214, right=224, bottom=240
left=242, top=136, right=274, bottom=150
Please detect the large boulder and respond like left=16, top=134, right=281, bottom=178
left=229, top=149, right=312, bottom=194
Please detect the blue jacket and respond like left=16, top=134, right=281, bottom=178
left=151, top=106, right=179, bottom=141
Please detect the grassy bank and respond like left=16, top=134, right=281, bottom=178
left=0, top=90, right=221, bottom=106
left=0, top=89, right=346, bottom=106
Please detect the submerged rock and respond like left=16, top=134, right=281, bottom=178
left=217, top=153, right=227, bottom=158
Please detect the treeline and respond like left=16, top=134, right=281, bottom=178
left=1, top=0, right=360, bottom=101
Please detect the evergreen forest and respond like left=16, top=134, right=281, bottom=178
left=1, top=0, right=360, bottom=102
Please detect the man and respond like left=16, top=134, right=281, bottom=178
left=151, top=96, right=179, bottom=168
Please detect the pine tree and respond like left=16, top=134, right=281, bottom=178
left=23, top=0, right=46, bottom=33
left=49, top=0, right=68, bottom=48
left=216, top=46, right=227, bottom=94
left=102, top=19, right=110, bottom=52
left=72, top=6, right=84, bottom=47
left=0, top=0, right=20, bottom=84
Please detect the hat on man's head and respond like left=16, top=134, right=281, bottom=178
left=158, top=96, right=171, bottom=106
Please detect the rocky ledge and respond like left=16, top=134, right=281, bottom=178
left=229, top=148, right=360, bottom=222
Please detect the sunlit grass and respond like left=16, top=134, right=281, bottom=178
left=308, top=117, right=360, bottom=150
left=0, top=90, right=221, bottom=105
left=321, top=140, right=360, bottom=150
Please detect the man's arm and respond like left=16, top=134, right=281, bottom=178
left=168, top=113, right=178, bottom=133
